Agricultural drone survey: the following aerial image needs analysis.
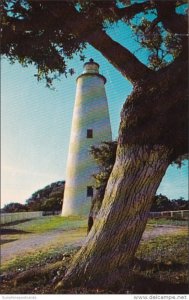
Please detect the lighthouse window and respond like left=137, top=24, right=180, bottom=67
left=87, top=186, right=93, bottom=197
left=87, top=129, right=93, bottom=138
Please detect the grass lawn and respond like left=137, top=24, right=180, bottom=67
left=1, top=227, right=87, bottom=274
left=147, top=217, right=188, bottom=227
left=0, top=216, right=188, bottom=294
left=132, top=228, right=189, bottom=294
left=1, top=215, right=87, bottom=234
left=1, top=216, right=88, bottom=274
left=1, top=229, right=188, bottom=294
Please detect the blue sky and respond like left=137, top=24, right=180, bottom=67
left=1, top=21, right=188, bottom=206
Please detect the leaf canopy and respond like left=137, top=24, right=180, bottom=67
left=1, top=0, right=187, bottom=86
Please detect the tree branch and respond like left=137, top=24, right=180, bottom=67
left=113, top=1, right=152, bottom=20
left=155, top=1, right=188, bottom=35
left=5, top=16, right=35, bottom=32
left=145, top=17, right=160, bottom=34
left=48, top=3, right=153, bottom=83
left=86, top=29, right=153, bottom=84
left=2, top=1, right=153, bottom=84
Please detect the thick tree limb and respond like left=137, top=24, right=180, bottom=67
left=114, top=1, right=151, bottom=20
left=155, top=1, right=188, bottom=34
left=33, top=2, right=153, bottom=83
left=46, top=3, right=153, bottom=83
left=5, top=16, right=36, bottom=32
left=86, top=29, right=153, bottom=84
left=3, top=1, right=187, bottom=85
left=145, top=17, right=160, bottom=34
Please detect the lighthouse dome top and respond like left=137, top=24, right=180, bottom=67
left=76, top=58, right=106, bottom=84
left=83, top=58, right=100, bottom=74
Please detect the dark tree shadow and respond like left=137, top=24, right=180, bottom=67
left=129, top=274, right=189, bottom=294
left=0, top=228, right=30, bottom=235
left=133, top=258, right=188, bottom=272
left=0, top=238, right=18, bottom=245
left=1, top=219, right=33, bottom=227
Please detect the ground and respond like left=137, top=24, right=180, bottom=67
left=0, top=216, right=188, bottom=294
left=1, top=216, right=86, bottom=264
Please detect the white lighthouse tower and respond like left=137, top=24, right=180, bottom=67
left=62, top=59, right=112, bottom=216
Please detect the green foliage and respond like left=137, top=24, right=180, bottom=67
left=131, top=18, right=182, bottom=70
left=172, top=154, right=188, bottom=168
left=1, top=1, right=87, bottom=87
left=2, top=181, right=65, bottom=213
left=90, top=141, right=117, bottom=188
left=151, top=194, right=173, bottom=212
left=26, top=180, right=65, bottom=212
left=77, top=0, right=120, bottom=26
left=151, top=194, right=189, bottom=212
left=171, top=197, right=189, bottom=210
left=1, top=0, right=187, bottom=86
left=2, top=202, right=28, bottom=213
left=88, top=141, right=117, bottom=230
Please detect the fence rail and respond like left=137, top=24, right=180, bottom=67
left=42, top=210, right=61, bottom=216
left=149, top=210, right=189, bottom=219
left=1, top=210, right=188, bottom=225
left=0, top=211, right=43, bottom=225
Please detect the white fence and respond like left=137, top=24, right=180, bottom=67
left=0, top=211, right=43, bottom=225
left=149, top=210, right=189, bottom=219
left=1, top=210, right=188, bottom=225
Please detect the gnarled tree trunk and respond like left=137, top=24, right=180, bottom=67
left=57, top=143, right=171, bottom=290
left=87, top=185, right=106, bottom=233
left=57, top=57, right=187, bottom=290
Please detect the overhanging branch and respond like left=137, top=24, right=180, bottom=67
left=2, top=1, right=154, bottom=84
left=86, top=29, right=153, bottom=84
left=48, top=4, right=153, bottom=84
left=155, top=1, right=188, bottom=34
left=114, top=1, right=152, bottom=20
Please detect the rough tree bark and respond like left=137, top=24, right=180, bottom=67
left=88, top=185, right=106, bottom=233
left=56, top=54, right=187, bottom=289
left=57, top=144, right=171, bottom=290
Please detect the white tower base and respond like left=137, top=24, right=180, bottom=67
left=62, top=59, right=112, bottom=216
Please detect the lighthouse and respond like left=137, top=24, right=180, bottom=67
left=62, top=59, right=112, bottom=216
